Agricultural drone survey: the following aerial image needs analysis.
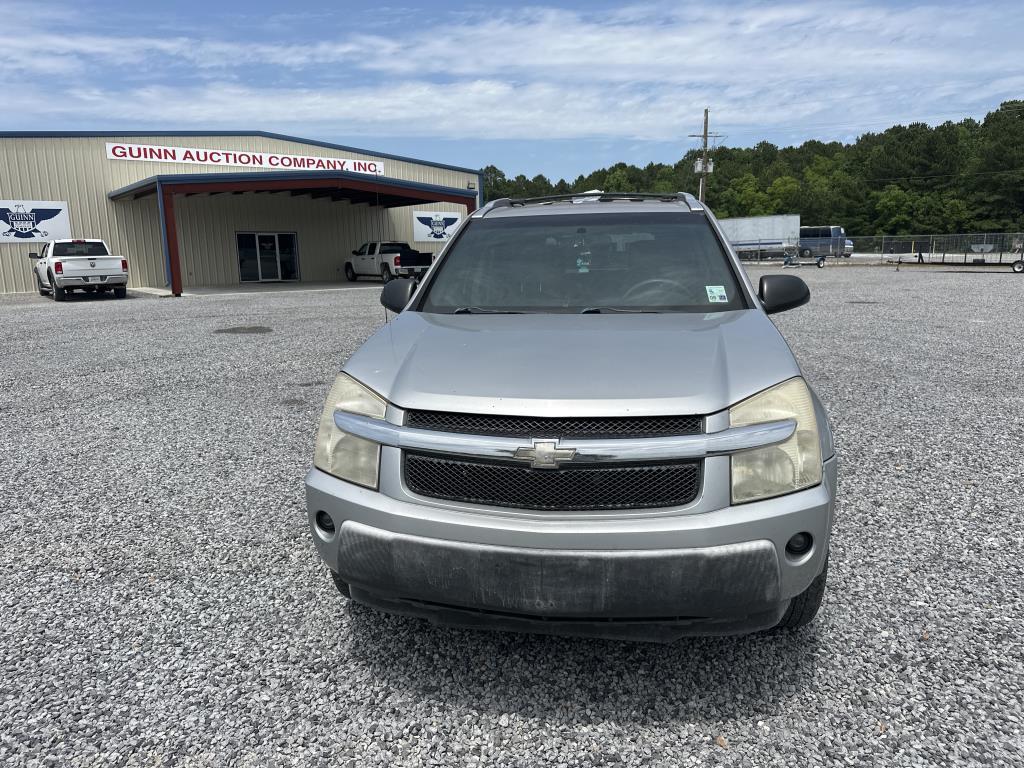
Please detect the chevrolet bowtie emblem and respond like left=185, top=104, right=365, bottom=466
left=514, top=439, right=576, bottom=469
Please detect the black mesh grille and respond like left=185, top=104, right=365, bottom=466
left=404, top=453, right=701, bottom=511
left=404, top=410, right=702, bottom=438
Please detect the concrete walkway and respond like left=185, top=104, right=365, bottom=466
left=134, top=280, right=383, bottom=297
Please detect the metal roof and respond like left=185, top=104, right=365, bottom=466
left=108, top=170, right=478, bottom=205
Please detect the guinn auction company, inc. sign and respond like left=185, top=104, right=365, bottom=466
left=105, top=142, right=385, bottom=174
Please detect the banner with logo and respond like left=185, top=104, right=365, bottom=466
left=0, top=200, right=72, bottom=242
left=106, top=142, right=384, bottom=175
left=413, top=210, right=462, bottom=242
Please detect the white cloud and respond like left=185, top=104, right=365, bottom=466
left=1, top=1, right=1021, bottom=144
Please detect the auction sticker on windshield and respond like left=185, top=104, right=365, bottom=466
left=706, top=285, right=729, bottom=303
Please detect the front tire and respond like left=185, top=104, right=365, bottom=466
left=775, top=558, right=828, bottom=630
left=35, top=272, right=49, bottom=296
left=1012, top=260, right=1024, bottom=274
left=344, top=262, right=357, bottom=282
left=50, top=273, right=66, bottom=302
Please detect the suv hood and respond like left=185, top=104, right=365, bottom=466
left=343, top=310, right=800, bottom=417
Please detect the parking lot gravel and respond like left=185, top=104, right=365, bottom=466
left=1, top=268, right=1022, bottom=767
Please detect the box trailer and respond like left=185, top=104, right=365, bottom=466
left=717, top=215, right=800, bottom=260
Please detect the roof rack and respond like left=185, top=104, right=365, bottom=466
left=476, top=191, right=703, bottom=216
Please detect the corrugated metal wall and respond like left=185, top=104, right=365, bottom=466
left=0, top=134, right=477, bottom=293
left=175, top=193, right=465, bottom=286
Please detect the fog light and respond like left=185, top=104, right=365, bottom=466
left=786, top=532, right=812, bottom=557
left=315, top=510, right=336, bottom=534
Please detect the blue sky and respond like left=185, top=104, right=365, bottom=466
left=3, top=1, right=1022, bottom=180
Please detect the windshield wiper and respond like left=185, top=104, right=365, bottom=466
left=452, top=307, right=525, bottom=314
left=579, top=306, right=663, bottom=314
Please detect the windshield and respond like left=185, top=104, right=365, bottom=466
left=53, top=242, right=109, bottom=257
left=417, top=212, right=746, bottom=314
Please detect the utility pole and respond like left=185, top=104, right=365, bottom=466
left=688, top=107, right=723, bottom=203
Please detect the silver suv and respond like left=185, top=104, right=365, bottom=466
left=306, top=192, right=836, bottom=641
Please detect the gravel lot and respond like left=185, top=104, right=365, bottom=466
left=2, top=268, right=1022, bottom=767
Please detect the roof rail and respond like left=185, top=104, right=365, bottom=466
left=474, top=197, right=513, bottom=216
left=492, top=191, right=702, bottom=209
left=680, top=192, right=704, bottom=211
left=477, top=191, right=705, bottom=215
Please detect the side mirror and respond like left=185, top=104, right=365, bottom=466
left=28, top=252, right=39, bottom=259
left=381, top=278, right=417, bottom=313
left=759, top=275, right=810, bottom=315
left=351, top=250, right=360, bottom=256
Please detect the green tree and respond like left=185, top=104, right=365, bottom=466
left=603, top=167, right=633, bottom=192
left=766, top=175, right=802, bottom=214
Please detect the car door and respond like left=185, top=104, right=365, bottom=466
left=36, top=243, right=49, bottom=283
left=364, top=243, right=379, bottom=274
left=352, top=242, right=368, bottom=274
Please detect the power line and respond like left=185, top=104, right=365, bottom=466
left=709, top=104, right=1024, bottom=141
left=863, top=167, right=1024, bottom=183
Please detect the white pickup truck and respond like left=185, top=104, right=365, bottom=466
left=345, top=241, right=434, bottom=282
left=30, top=239, right=128, bottom=301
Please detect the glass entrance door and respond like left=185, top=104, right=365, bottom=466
left=236, top=233, right=300, bottom=282
left=237, top=233, right=259, bottom=281
left=257, top=234, right=280, bottom=281
left=277, top=234, right=298, bottom=280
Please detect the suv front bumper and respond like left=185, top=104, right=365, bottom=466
left=305, top=455, right=837, bottom=641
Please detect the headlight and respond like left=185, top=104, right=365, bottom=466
left=314, top=373, right=387, bottom=489
left=730, top=377, right=822, bottom=504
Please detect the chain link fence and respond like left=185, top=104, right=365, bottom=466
left=849, top=232, right=1024, bottom=264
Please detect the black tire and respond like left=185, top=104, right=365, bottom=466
left=35, top=272, right=49, bottom=296
left=50, top=273, right=66, bottom=302
left=800, top=248, right=812, bottom=258
left=381, top=264, right=392, bottom=283
left=113, top=285, right=127, bottom=299
left=775, top=558, right=828, bottom=630
left=344, top=262, right=357, bottom=282
left=1012, top=260, right=1024, bottom=274
left=816, top=257, right=826, bottom=268
left=329, top=570, right=351, bottom=599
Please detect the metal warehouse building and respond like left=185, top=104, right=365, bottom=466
left=0, top=132, right=480, bottom=295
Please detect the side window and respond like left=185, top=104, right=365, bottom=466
left=367, top=243, right=377, bottom=255
left=355, top=243, right=368, bottom=256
